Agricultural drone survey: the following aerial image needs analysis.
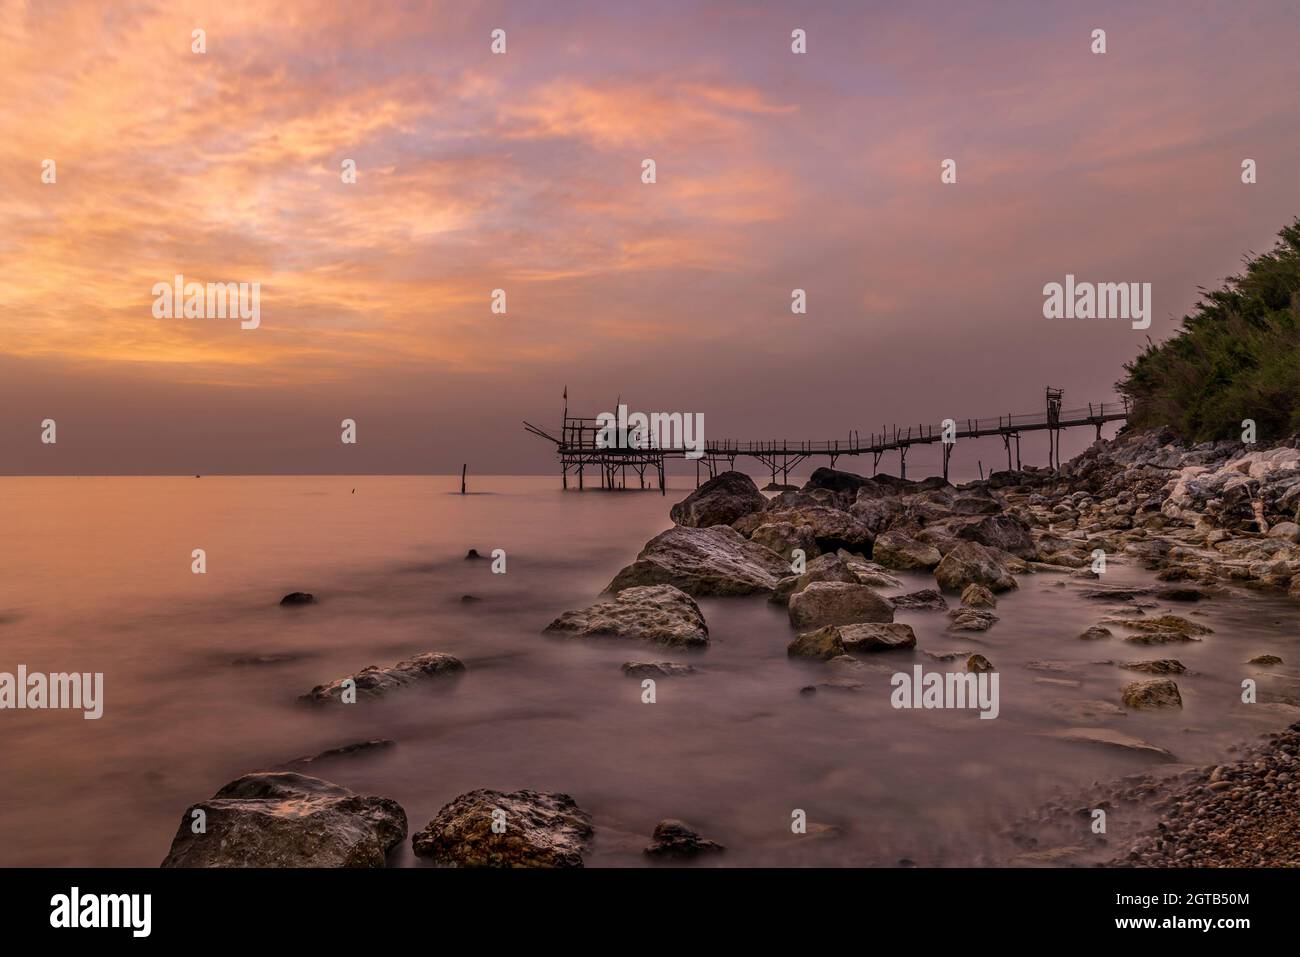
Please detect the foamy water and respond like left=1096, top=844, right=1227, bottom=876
left=1, top=475, right=1297, bottom=866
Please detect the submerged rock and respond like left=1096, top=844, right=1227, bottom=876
left=948, top=607, right=999, bottom=632
left=1119, top=659, right=1186, bottom=675
left=933, top=542, right=1018, bottom=592
left=231, top=652, right=307, bottom=666
left=922, top=649, right=971, bottom=661
left=301, top=652, right=465, bottom=703
left=1052, top=698, right=1128, bottom=720
left=788, top=581, right=894, bottom=629
left=1123, top=631, right=1204, bottom=645
left=787, top=626, right=845, bottom=660
left=621, top=661, right=698, bottom=678
left=161, top=771, right=407, bottom=868
left=1105, top=614, right=1213, bottom=636
left=643, top=819, right=725, bottom=859
left=1010, top=846, right=1087, bottom=866
left=1121, top=678, right=1184, bottom=710
left=279, top=592, right=317, bottom=606
left=545, top=585, right=709, bottom=648
left=966, top=654, right=995, bottom=673
left=1247, top=654, right=1283, bottom=666
left=605, top=525, right=788, bottom=596
left=1043, top=727, right=1173, bottom=758
left=838, top=622, right=917, bottom=652
left=285, top=739, right=397, bottom=767
left=890, top=588, right=949, bottom=611
left=1076, top=582, right=1159, bottom=598
left=412, top=789, right=593, bottom=868
left=789, top=622, right=916, bottom=658
left=670, top=471, right=766, bottom=528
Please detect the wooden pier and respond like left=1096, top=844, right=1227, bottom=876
left=524, top=389, right=1128, bottom=493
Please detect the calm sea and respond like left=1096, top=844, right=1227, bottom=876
left=0, top=475, right=1296, bottom=866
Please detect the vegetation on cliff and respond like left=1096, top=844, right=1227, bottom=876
left=1119, top=219, right=1300, bottom=442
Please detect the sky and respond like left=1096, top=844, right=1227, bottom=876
left=1, top=0, right=1297, bottom=476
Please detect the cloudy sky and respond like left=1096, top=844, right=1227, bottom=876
left=2, top=0, right=1296, bottom=475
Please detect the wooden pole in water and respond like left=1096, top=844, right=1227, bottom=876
left=461, top=464, right=467, bottom=494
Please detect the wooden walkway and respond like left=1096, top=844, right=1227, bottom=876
left=524, top=389, right=1128, bottom=493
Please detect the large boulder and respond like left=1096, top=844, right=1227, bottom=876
left=669, top=471, right=766, bottom=528
left=950, top=490, right=1003, bottom=515
left=762, top=488, right=843, bottom=512
left=301, top=652, right=465, bottom=703
left=1268, top=521, right=1300, bottom=543
left=605, top=525, right=788, bottom=596
left=933, top=541, right=1018, bottom=592
left=788, top=581, right=894, bottom=629
left=954, top=514, right=1036, bottom=557
left=804, top=467, right=876, bottom=498
left=915, top=525, right=963, bottom=557
left=872, top=529, right=942, bottom=570
left=747, top=505, right=875, bottom=553
left=412, top=789, right=593, bottom=868
left=848, top=495, right=906, bottom=535
left=543, top=585, right=708, bottom=647
left=750, top=521, right=820, bottom=561
left=770, top=552, right=860, bottom=604
left=960, top=584, right=997, bottom=608
left=161, top=772, right=407, bottom=868
left=836, top=551, right=903, bottom=587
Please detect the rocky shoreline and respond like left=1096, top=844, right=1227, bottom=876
left=1007, top=721, right=1300, bottom=867
left=162, top=427, right=1299, bottom=867
left=1116, top=721, right=1300, bottom=867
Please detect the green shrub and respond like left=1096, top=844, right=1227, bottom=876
left=1119, top=219, right=1300, bottom=442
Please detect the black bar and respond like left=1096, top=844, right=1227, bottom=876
left=0, top=866, right=1275, bottom=943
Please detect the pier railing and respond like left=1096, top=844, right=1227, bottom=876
left=524, top=394, right=1128, bottom=490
